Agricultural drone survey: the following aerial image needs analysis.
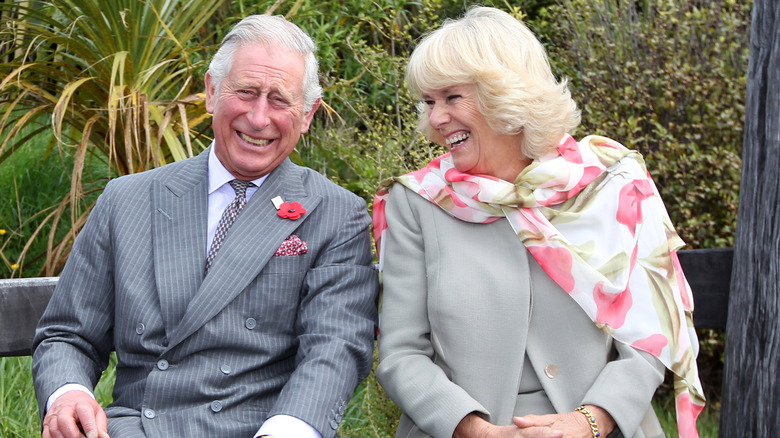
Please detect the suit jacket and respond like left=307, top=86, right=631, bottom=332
left=32, top=148, right=379, bottom=437
left=376, top=185, right=665, bottom=438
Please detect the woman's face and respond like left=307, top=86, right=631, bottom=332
left=423, top=84, right=527, bottom=181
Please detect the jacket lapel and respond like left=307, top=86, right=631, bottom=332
left=151, top=150, right=210, bottom=340
left=165, top=159, right=322, bottom=350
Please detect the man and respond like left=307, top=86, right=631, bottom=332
left=32, top=15, right=379, bottom=438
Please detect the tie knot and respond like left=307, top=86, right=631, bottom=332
left=228, top=179, right=253, bottom=197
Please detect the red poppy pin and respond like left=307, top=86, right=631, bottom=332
left=274, top=197, right=307, bottom=220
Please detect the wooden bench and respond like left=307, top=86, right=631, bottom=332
left=0, top=249, right=733, bottom=358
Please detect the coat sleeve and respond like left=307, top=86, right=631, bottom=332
left=32, top=182, right=117, bottom=419
left=269, top=192, right=379, bottom=438
left=376, top=185, right=487, bottom=438
left=580, top=328, right=666, bottom=437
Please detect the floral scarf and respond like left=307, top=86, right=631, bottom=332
left=373, top=135, right=705, bottom=438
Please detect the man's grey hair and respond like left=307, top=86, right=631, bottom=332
left=207, top=14, right=322, bottom=112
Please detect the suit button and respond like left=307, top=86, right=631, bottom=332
left=210, top=400, right=223, bottom=412
left=245, top=318, right=257, bottom=330
left=544, top=364, right=559, bottom=379
left=143, top=408, right=156, bottom=419
left=157, top=359, right=169, bottom=371
left=330, top=419, right=339, bottom=430
left=220, top=364, right=232, bottom=375
left=136, top=323, right=145, bottom=335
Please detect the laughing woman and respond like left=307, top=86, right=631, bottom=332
left=373, top=7, right=705, bottom=438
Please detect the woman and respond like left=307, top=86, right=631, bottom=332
left=373, top=7, right=704, bottom=438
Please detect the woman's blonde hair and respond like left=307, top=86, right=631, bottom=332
left=406, top=7, right=580, bottom=158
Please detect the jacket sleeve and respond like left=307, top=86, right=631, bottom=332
left=376, top=186, right=488, bottom=438
left=32, top=183, right=117, bottom=420
left=269, top=193, right=379, bottom=438
left=580, top=324, right=666, bottom=437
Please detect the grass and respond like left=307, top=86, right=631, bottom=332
left=0, top=127, right=73, bottom=278
left=1, top=353, right=719, bottom=438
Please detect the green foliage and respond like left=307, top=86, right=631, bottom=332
left=541, top=0, right=751, bottom=249
left=0, top=356, right=38, bottom=437
left=0, top=131, right=72, bottom=276
left=0, top=0, right=751, bottom=435
left=0, top=0, right=223, bottom=275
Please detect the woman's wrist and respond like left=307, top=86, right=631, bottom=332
left=576, top=404, right=616, bottom=438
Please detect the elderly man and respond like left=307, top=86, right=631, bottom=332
left=32, top=14, right=378, bottom=438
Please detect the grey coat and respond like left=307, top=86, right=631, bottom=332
left=32, top=149, right=379, bottom=437
left=377, top=184, right=665, bottom=438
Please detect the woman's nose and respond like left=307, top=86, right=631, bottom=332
left=428, top=104, right=450, bottom=128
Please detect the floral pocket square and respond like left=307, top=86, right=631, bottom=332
left=273, top=234, right=308, bottom=257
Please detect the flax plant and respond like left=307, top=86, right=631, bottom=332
left=0, top=0, right=223, bottom=275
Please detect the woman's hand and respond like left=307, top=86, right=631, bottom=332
left=513, top=405, right=616, bottom=438
left=454, top=412, right=564, bottom=438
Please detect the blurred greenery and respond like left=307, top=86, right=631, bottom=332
left=0, top=0, right=751, bottom=436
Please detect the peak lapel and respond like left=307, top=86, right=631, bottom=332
left=151, top=151, right=210, bottom=340
left=166, top=159, right=322, bottom=350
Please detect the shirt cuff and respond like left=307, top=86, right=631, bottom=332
left=255, top=414, right=322, bottom=438
left=46, top=383, right=95, bottom=411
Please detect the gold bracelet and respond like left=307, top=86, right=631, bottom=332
left=575, top=405, right=601, bottom=438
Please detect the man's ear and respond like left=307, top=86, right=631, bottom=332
left=204, top=72, right=216, bottom=114
left=300, top=98, right=321, bottom=134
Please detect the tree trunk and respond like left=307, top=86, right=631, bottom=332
left=720, top=1, right=780, bottom=437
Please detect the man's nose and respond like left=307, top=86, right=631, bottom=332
left=247, top=97, right=270, bottom=129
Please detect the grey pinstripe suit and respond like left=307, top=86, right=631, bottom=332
left=32, top=148, right=379, bottom=437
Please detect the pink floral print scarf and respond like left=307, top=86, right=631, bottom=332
left=373, top=134, right=705, bottom=438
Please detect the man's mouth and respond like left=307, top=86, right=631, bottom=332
left=445, top=132, right=470, bottom=148
left=240, top=132, right=270, bottom=147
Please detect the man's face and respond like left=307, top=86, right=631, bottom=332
left=205, top=43, right=319, bottom=180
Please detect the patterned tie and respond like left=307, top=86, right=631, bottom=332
left=205, top=179, right=254, bottom=273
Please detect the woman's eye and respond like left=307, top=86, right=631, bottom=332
left=447, top=95, right=461, bottom=101
left=424, top=100, right=434, bottom=107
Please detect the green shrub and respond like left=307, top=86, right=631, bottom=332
left=542, top=0, right=751, bottom=249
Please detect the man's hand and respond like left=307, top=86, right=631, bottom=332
left=42, top=390, right=110, bottom=438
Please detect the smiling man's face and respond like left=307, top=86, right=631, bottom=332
left=205, top=42, right=319, bottom=180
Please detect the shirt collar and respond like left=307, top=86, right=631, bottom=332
left=207, top=142, right=268, bottom=194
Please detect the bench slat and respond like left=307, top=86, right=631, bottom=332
left=0, top=277, right=58, bottom=356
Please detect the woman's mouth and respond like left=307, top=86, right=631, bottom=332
left=239, top=132, right=270, bottom=147
left=446, top=132, right=470, bottom=148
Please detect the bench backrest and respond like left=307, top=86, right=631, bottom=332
left=0, top=249, right=733, bottom=357
left=0, top=277, right=58, bottom=356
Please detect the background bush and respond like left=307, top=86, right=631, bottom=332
left=1, top=0, right=751, bottom=436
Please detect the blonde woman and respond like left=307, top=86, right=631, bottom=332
left=373, top=7, right=704, bottom=438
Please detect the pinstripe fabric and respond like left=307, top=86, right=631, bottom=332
left=32, top=148, right=379, bottom=437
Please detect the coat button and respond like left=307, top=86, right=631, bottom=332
left=245, top=318, right=257, bottom=330
left=330, top=419, right=339, bottom=430
left=210, top=400, right=223, bottom=412
left=136, top=323, right=145, bottom=335
left=544, top=364, right=559, bottom=378
left=220, top=364, right=232, bottom=375
left=143, top=408, right=156, bottom=419
left=157, top=359, right=169, bottom=371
